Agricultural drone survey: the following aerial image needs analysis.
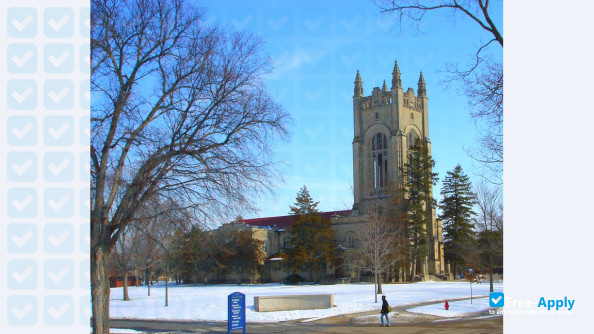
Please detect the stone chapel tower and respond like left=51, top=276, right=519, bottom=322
left=351, top=60, right=444, bottom=275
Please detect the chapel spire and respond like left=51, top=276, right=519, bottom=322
left=354, top=70, right=363, bottom=97
left=417, top=71, right=426, bottom=97
left=391, top=60, right=402, bottom=89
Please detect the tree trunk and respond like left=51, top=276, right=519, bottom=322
left=165, top=274, right=169, bottom=307
left=374, top=272, right=378, bottom=303
left=489, top=267, right=494, bottom=292
left=377, top=273, right=383, bottom=294
left=91, top=246, right=110, bottom=334
left=135, top=268, right=140, bottom=287
left=488, top=250, right=494, bottom=292
left=147, top=268, right=151, bottom=296
left=410, top=258, right=417, bottom=281
left=122, top=271, right=129, bottom=301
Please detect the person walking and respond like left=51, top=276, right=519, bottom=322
left=380, top=295, right=391, bottom=327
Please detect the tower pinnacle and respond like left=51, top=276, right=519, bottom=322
left=391, top=60, right=402, bottom=89
left=382, top=80, right=388, bottom=92
left=354, top=70, right=363, bottom=97
left=418, top=71, right=426, bottom=97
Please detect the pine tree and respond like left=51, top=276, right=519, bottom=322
left=283, top=186, right=335, bottom=282
left=384, top=181, right=412, bottom=282
left=220, top=230, right=265, bottom=284
left=401, top=140, right=438, bottom=280
left=439, top=165, right=476, bottom=277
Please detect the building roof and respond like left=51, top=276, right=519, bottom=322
left=240, top=210, right=352, bottom=229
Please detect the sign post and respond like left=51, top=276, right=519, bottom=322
left=227, top=292, right=246, bottom=334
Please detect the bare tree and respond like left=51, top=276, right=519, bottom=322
left=90, top=0, right=289, bottom=332
left=376, top=0, right=503, bottom=183
left=473, top=181, right=502, bottom=292
left=111, top=223, right=141, bottom=301
left=351, top=208, right=404, bottom=303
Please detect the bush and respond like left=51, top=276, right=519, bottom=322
left=282, top=274, right=305, bottom=285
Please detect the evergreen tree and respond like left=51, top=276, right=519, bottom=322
left=384, top=181, right=412, bottom=282
left=173, top=226, right=218, bottom=284
left=439, top=165, right=477, bottom=277
left=283, top=186, right=335, bottom=282
left=220, top=230, right=265, bottom=283
left=401, top=140, right=438, bottom=280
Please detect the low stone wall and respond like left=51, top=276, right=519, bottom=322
left=254, top=294, right=334, bottom=312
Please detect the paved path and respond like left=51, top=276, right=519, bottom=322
left=110, top=297, right=502, bottom=333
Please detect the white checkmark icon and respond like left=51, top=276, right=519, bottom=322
left=11, top=195, right=33, bottom=212
left=12, top=123, right=34, bottom=140
left=48, top=50, right=70, bottom=67
left=11, top=15, right=33, bottom=31
left=48, top=195, right=70, bottom=211
left=48, top=86, right=70, bottom=103
left=11, top=87, right=34, bottom=104
left=12, top=266, right=34, bottom=283
left=48, top=266, right=70, bottom=283
left=48, top=14, right=70, bottom=31
left=48, top=231, right=70, bottom=247
left=48, top=302, right=70, bottom=319
left=491, top=296, right=502, bottom=304
left=48, top=123, right=70, bottom=139
left=11, top=230, right=34, bottom=247
left=12, top=159, right=34, bottom=176
left=11, top=303, right=33, bottom=319
left=12, top=51, right=34, bottom=68
left=48, top=158, right=70, bottom=175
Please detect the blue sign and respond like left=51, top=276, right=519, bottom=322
left=228, top=292, right=246, bottom=334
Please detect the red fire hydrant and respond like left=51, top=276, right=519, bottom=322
left=445, top=301, right=449, bottom=310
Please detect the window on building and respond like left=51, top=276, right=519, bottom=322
left=371, top=133, right=388, bottom=189
left=345, top=232, right=357, bottom=248
left=408, top=131, right=419, bottom=150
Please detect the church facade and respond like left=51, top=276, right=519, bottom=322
left=211, top=59, right=445, bottom=282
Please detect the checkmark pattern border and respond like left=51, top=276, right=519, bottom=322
left=1, top=1, right=89, bottom=332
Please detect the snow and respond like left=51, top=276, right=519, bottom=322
left=407, top=297, right=492, bottom=317
left=110, top=281, right=502, bottom=323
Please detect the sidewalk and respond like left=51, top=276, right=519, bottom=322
left=110, top=297, right=502, bottom=333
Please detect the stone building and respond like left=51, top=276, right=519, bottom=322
left=210, top=59, right=445, bottom=282
left=346, top=60, right=445, bottom=277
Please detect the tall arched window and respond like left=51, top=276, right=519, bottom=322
left=345, top=232, right=357, bottom=248
left=408, top=131, right=419, bottom=150
left=372, top=132, right=388, bottom=189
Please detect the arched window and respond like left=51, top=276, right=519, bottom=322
left=408, top=131, right=419, bottom=150
left=345, top=232, right=357, bottom=248
left=371, top=132, right=388, bottom=189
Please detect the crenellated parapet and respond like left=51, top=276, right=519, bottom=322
left=358, top=91, right=392, bottom=109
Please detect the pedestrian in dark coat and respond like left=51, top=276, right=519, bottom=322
left=380, top=295, right=391, bottom=327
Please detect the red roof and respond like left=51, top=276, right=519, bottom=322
left=240, top=210, right=352, bottom=229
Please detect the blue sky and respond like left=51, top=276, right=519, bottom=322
left=200, top=0, right=503, bottom=219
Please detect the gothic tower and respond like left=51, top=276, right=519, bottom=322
left=351, top=60, right=444, bottom=275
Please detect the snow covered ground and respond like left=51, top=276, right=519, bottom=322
left=110, top=281, right=502, bottom=323
left=407, top=297, right=492, bottom=317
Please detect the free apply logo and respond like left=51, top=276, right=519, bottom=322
left=488, top=292, right=576, bottom=311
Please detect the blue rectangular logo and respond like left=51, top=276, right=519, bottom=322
left=489, top=292, right=504, bottom=307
